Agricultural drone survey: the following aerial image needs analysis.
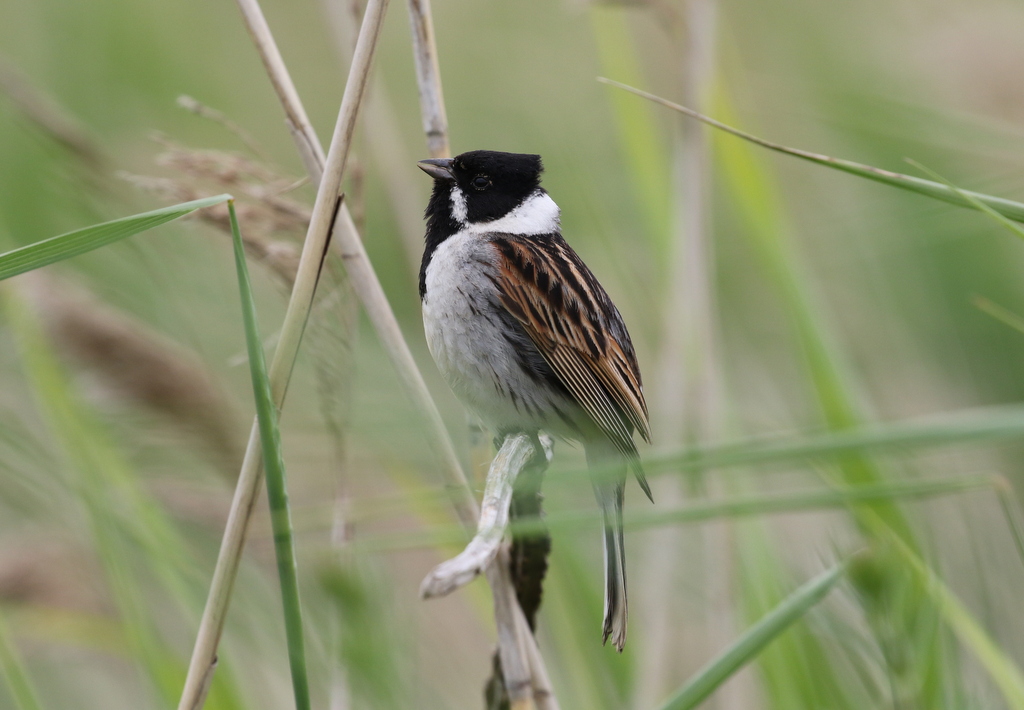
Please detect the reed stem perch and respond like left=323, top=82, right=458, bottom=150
left=419, top=434, right=551, bottom=598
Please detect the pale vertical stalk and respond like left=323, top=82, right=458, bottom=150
left=332, top=207, right=480, bottom=527
left=176, top=2, right=390, bottom=709
left=638, top=0, right=731, bottom=708
left=406, top=0, right=450, bottom=159
left=404, top=4, right=557, bottom=708
left=234, top=0, right=479, bottom=529
left=234, top=0, right=326, bottom=182
left=322, top=0, right=425, bottom=273
left=313, top=5, right=363, bottom=710
left=486, top=553, right=535, bottom=710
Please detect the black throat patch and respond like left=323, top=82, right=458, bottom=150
left=420, top=183, right=461, bottom=299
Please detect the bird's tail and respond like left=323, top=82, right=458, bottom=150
left=596, top=479, right=628, bottom=652
left=588, top=437, right=629, bottom=651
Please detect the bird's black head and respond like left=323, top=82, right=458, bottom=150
left=418, top=150, right=549, bottom=298
left=419, top=150, right=544, bottom=229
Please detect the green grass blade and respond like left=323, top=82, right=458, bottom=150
left=994, top=479, right=1024, bottom=570
left=363, top=475, right=993, bottom=552
left=656, top=561, right=848, bottom=710
left=706, top=82, right=943, bottom=701
left=973, top=296, right=1024, bottom=336
left=228, top=201, right=310, bottom=710
left=539, top=476, right=992, bottom=538
left=735, top=521, right=860, bottom=710
left=0, top=194, right=230, bottom=281
left=598, top=79, right=1024, bottom=223
left=615, top=475, right=993, bottom=533
left=0, top=612, right=44, bottom=710
left=905, top=158, right=1024, bottom=239
left=884, top=532, right=1024, bottom=709
left=570, top=403, right=1024, bottom=483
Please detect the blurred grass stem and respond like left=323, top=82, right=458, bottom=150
left=365, top=474, right=999, bottom=551
left=642, top=0, right=732, bottom=705
left=0, top=612, right=44, bottom=710
left=657, top=561, right=848, bottom=710
left=598, top=78, right=1024, bottom=223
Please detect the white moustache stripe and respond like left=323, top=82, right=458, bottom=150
left=464, top=191, right=561, bottom=236
left=450, top=187, right=468, bottom=223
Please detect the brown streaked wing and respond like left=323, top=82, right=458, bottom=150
left=490, top=235, right=651, bottom=491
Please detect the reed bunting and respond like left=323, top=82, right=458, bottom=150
left=418, top=150, right=651, bottom=651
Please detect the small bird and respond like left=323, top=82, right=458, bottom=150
left=417, top=150, right=652, bottom=651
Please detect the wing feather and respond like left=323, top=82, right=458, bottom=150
left=491, top=235, right=652, bottom=500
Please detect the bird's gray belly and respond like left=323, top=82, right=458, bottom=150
left=421, top=236, right=578, bottom=435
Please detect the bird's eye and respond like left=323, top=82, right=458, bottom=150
left=471, top=176, right=491, bottom=190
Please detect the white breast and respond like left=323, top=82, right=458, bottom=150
left=421, top=230, right=572, bottom=432
left=421, top=232, right=503, bottom=405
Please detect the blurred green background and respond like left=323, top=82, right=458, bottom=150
left=3, top=0, right=1024, bottom=708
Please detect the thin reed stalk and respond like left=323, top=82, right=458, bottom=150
left=322, top=0, right=426, bottom=272
left=234, top=0, right=326, bottom=181
left=235, top=0, right=477, bottom=532
left=176, top=1, right=390, bottom=707
left=406, top=0, right=450, bottom=159
left=404, top=3, right=558, bottom=707
left=635, top=1, right=731, bottom=703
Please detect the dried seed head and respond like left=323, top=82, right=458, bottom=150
left=17, top=272, right=245, bottom=479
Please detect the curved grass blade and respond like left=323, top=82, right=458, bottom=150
left=571, top=403, right=1024, bottom=483
left=363, top=475, right=993, bottom=552
left=228, top=202, right=310, bottom=710
left=0, top=194, right=230, bottom=281
left=883, top=531, right=1024, bottom=709
left=598, top=78, right=1024, bottom=224
left=656, top=561, right=847, bottom=710
left=974, top=296, right=1024, bottom=336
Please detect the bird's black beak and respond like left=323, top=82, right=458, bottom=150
left=417, top=158, right=455, bottom=181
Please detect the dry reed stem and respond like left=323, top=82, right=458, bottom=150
left=419, top=434, right=539, bottom=598
left=634, top=0, right=729, bottom=705
left=406, top=0, right=450, bottom=159
left=176, top=1, right=389, bottom=707
left=403, top=4, right=560, bottom=707
left=322, top=0, right=439, bottom=274
left=231, top=0, right=480, bottom=529
left=234, top=0, right=327, bottom=182
left=486, top=550, right=534, bottom=710
left=321, top=0, right=425, bottom=272
left=224, top=0, right=553, bottom=705
left=405, top=4, right=561, bottom=707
